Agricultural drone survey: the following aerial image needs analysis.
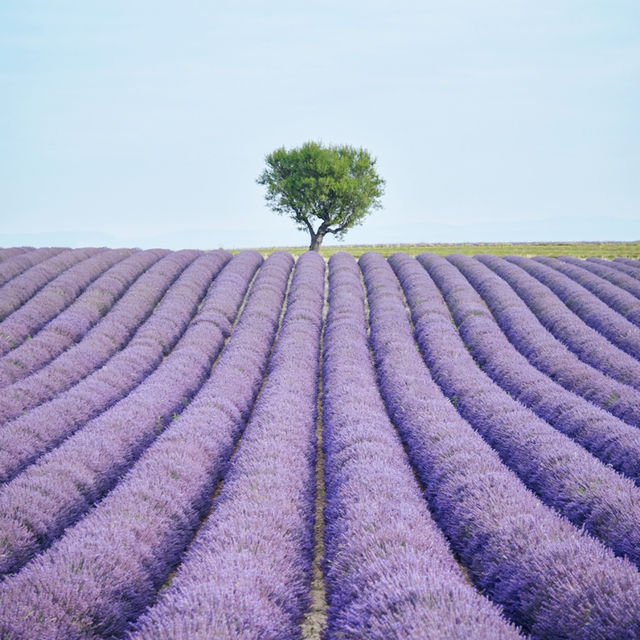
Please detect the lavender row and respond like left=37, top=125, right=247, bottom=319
left=360, top=251, right=640, bottom=638
left=0, top=250, right=201, bottom=424
left=611, top=257, right=640, bottom=277
left=411, top=253, right=640, bottom=485
left=472, top=254, right=640, bottom=391
left=0, top=248, right=136, bottom=357
left=0, top=252, right=295, bottom=640
left=129, top=252, right=321, bottom=639
left=559, top=256, right=640, bottom=301
left=0, top=251, right=239, bottom=484
left=465, top=254, right=640, bottom=423
left=592, top=257, right=640, bottom=282
left=534, top=256, right=640, bottom=327
left=0, top=247, right=102, bottom=321
left=0, top=247, right=32, bottom=259
left=384, top=254, right=640, bottom=564
left=320, top=253, right=519, bottom=639
left=0, top=252, right=270, bottom=577
left=0, top=247, right=34, bottom=264
left=388, top=253, right=640, bottom=566
left=505, top=255, right=640, bottom=360
left=0, top=247, right=63, bottom=286
left=0, top=249, right=166, bottom=386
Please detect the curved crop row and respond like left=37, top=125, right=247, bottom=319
left=320, top=253, right=520, bottom=639
left=611, top=257, right=640, bottom=277
left=0, top=251, right=242, bottom=483
left=0, top=252, right=298, bottom=640
left=0, top=248, right=135, bottom=357
left=384, top=253, right=640, bottom=567
left=534, top=256, right=640, bottom=326
left=0, top=246, right=33, bottom=262
left=360, top=251, right=640, bottom=638
left=559, top=256, right=640, bottom=300
left=1, top=247, right=639, bottom=639
left=403, top=253, right=640, bottom=484
left=0, top=250, right=201, bottom=423
left=129, top=251, right=323, bottom=640
left=467, top=254, right=640, bottom=421
left=0, top=247, right=32, bottom=262
left=0, top=249, right=166, bottom=386
left=0, top=247, right=63, bottom=287
left=0, top=248, right=102, bottom=321
left=473, top=254, right=640, bottom=391
left=0, top=247, right=32, bottom=261
left=506, top=255, right=640, bottom=360
left=0, top=251, right=279, bottom=576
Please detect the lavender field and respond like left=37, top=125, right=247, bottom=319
left=2, top=246, right=640, bottom=639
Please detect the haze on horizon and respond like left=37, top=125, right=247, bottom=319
left=1, top=1, right=638, bottom=250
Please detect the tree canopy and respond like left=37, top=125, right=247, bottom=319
left=257, top=141, right=385, bottom=251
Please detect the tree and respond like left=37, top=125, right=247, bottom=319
left=257, top=141, right=385, bottom=251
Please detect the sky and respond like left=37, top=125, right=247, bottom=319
left=1, top=0, right=639, bottom=250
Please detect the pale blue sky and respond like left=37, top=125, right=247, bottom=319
left=1, top=1, right=638, bottom=249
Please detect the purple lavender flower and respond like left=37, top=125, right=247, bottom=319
left=506, top=255, right=640, bottom=360
left=127, top=251, right=321, bottom=639
left=360, top=251, right=640, bottom=638
left=0, top=251, right=252, bottom=484
left=319, top=252, right=521, bottom=639
left=0, top=247, right=35, bottom=261
left=0, top=247, right=63, bottom=287
left=0, top=249, right=167, bottom=386
left=0, top=248, right=102, bottom=322
left=391, top=253, right=640, bottom=486
left=0, top=250, right=203, bottom=423
left=0, top=253, right=299, bottom=639
left=1, top=246, right=639, bottom=640
left=0, top=249, right=136, bottom=358
left=0, top=252, right=278, bottom=577
left=372, top=252, right=640, bottom=568
left=559, top=256, right=640, bottom=301
left=610, top=257, right=640, bottom=279
left=534, top=256, right=640, bottom=327
left=464, top=254, right=640, bottom=422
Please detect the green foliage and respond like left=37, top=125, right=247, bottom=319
left=235, top=240, right=640, bottom=259
left=257, top=141, right=385, bottom=250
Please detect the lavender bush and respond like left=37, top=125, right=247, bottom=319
left=360, top=251, right=640, bottom=638
left=1, top=247, right=639, bottom=639
left=464, top=254, right=640, bottom=421
left=0, top=251, right=249, bottom=484
left=0, top=248, right=134, bottom=357
left=0, top=252, right=298, bottom=639
left=0, top=247, right=33, bottom=259
left=373, top=252, right=640, bottom=567
left=128, top=251, right=321, bottom=639
left=611, top=257, right=640, bottom=278
left=559, top=256, right=640, bottom=300
left=393, top=253, right=640, bottom=485
left=505, top=255, right=640, bottom=360
left=0, top=247, right=63, bottom=287
left=0, top=251, right=278, bottom=576
left=534, top=256, right=640, bottom=327
left=473, top=254, right=640, bottom=389
left=0, top=247, right=33, bottom=260
left=320, top=253, right=521, bottom=639
left=0, top=250, right=202, bottom=423
left=0, top=247, right=34, bottom=261
left=0, top=248, right=101, bottom=321
left=0, top=249, right=166, bottom=386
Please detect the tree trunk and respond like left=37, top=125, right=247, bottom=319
left=309, top=231, right=325, bottom=251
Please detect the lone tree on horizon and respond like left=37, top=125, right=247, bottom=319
left=257, top=141, right=385, bottom=251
